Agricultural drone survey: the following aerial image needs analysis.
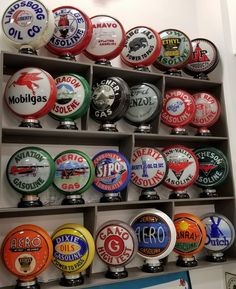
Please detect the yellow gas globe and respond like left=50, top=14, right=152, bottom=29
left=51, top=223, right=95, bottom=286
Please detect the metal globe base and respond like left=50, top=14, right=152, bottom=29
left=200, top=189, right=218, bottom=198
left=206, top=254, right=226, bottom=262
left=61, top=196, right=85, bottom=205
left=95, top=59, right=112, bottom=66
left=105, top=269, right=128, bottom=279
left=15, top=279, right=40, bottom=289
left=18, top=197, right=43, bottom=208
left=19, top=47, right=37, bottom=55
left=59, top=275, right=84, bottom=287
left=176, top=256, right=198, bottom=267
left=19, top=119, right=42, bottom=128
left=164, top=69, right=182, bottom=77
left=169, top=191, right=190, bottom=199
left=59, top=53, right=76, bottom=61
left=134, top=66, right=150, bottom=72
left=99, top=123, right=118, bottom=132
left=170, top=127, right=188, bottom=135
left=139, top=189, right=160, bottom=201
left=196, top=128, right=211, bottom=136
left=100, top=193, right=121, bottom=203
left=135, top=124, right=151, bottom=133
left=193, top=72, right=209, bottom=80
left=57, top=121, right=78, bottom=130
left=142, top=263, right=164, bottom=273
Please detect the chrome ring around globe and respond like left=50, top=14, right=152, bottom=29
left=2, top=0, right=55, bottom=52
left=201, top=213, right=235, bottom=253
left=130, top=209, right=176, bottom=260
left=124, top=83, right=162, bottom=127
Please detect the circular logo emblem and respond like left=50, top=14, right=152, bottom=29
left=95, top=221, right=137, bottom=266
left=191, top=92, right=221, bottom=128
left=51, top=223, right=95, bottom=273
left=14, top=10, right=34, bottom=27
left=84, top=15, right=126, bottom=61
left=194, top=147, right=229, bottom=188
left=131, top=147, right=167, bottom=188
left=163, top=145, right=199, bottom=190
left=50, top=74, right=91, bottom=121
left=184, top=38, right=219, bottom=75
left=6, top=147, right=55, bottom=196
left=124, top=83, right=162, bottom=125
left=93, top=150, right=131, bottom=193
left=1, top=224, right=53, bottom=279
left=90, top=77, right=130, bottom=123
left=161, top=89, right=196, bottom=128
left=2, top=0, right=48, bottom=44
left=4, top=67, right=57, bottom=119
left=154, top=29, right=192, bottom=70
left=130, top=209, right=176, bottom=259
left=201, top=213, right=235, bottom=253
left=174, top=213, right=206, bottom=256
left=47, top=6, right=92, bottom=55
left=53, top=150, right=95, bottom=195
left=121, top=26, right=162, bottom=67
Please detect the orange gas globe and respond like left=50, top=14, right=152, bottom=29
left=174, top=213, right=206, bottom=267
left=1, top=224, right=53, bottom=289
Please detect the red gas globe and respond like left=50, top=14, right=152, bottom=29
left=83, top=15, right=126, bottom=66
left=121, top=26, right=162, bottom=71
left=190, top=92, right=221, bottom=136
left=162, top=145, right=199, bottom=199
left=4, top=67, right=57, bottom=128
left=46, top=6, right=93, bottom=60
left=161, top=89, right=196, bottom=135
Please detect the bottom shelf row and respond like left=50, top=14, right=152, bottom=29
left=0, top=209, right=234, bottom=289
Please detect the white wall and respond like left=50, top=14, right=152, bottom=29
left=1, top=0, right=236, bottom=288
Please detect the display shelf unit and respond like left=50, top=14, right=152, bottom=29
left=0, top=51, right=235, bottom=288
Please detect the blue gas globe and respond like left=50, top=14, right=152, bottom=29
left=130, top=209, right=176, bottom=273
left=92, top=150, right=131, bottom=203
left=201, top=212, right=235, bottom=262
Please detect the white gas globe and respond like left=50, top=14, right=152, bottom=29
left=1, top=0, right=55, bottom=52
